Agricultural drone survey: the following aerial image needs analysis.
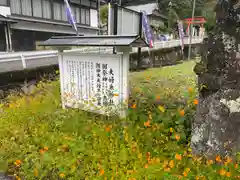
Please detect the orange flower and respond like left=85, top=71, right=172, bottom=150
left=39, top=149, right=45, bottom=154
left=105, top=126, right=111, bottom=132
left=15, top=175, right=21, bottom=180
left=206, top=160, right=213, bottom=165
left=188, top=87, right=193, bottom=93
left=14, top=160, right=22, bottom=167
left=219, top=169, right=226, bottom=176
left=131, top=104, right=137, bottom=109
left=144, top=120, right=151, bottom=127
left=216, top=155, right=221, bottom=163
left=235, top=164, right=239, bottom=169
left=164, top=167, right=170, bottom=172
left=226, top=172, right=231, bottom=177
left=59, top=173, right=65, bottom=178
left=175, top=153, right=182, bottom=161
left=175, top=134, right=180, bottom=141
left=99, top=169, right=105, bottom=176
left=156, top=95, right=160, bottom=100
left=144, top=164, right=148, bottom=169
left=179, top=109, right=185, bottom=116
left=183, top=168, right=190, bottom=177
left=193, top=99, right=198, bottom=105
left=43, top=146, right=48, bottom=151
left=183, top=172, right=188, bottom=177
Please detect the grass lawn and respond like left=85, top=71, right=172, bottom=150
left=0, top=61, right=239, bottom=179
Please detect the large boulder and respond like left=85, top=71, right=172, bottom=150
left=191, top=0, right=240, bottom=158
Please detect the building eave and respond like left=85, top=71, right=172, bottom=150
left=8, top=15, right=99, bottom=31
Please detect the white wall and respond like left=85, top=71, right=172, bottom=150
left=90, top=9, right=98, bottom=28
left=0, top=6, right=11, bottom=17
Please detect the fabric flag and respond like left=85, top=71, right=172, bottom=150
left=141, top=10, right=154, bottom=48
left=177, top=20, right=184, bottom=51
left=64, top=0, right=78, bottom=35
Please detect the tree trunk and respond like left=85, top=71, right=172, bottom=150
left=191, top=0, right=240, bottom=158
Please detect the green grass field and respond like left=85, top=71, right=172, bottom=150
left=0, top=61, right=239, bottom=179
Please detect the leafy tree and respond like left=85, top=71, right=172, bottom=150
left=100, top=5, right=108, bottom=24
left=157, top=0, right=216, bottom=33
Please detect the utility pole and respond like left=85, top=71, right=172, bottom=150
left=187, top=0, right=196, bottom=60
left=168, top=1, right=172, bottom=33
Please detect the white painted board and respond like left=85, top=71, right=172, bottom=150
left=59, top=52, right=128, bottom=117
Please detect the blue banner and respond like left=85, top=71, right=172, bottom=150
left=141, top=10, right=154, bottom=48
left=64, top=0, right=78, bottom=35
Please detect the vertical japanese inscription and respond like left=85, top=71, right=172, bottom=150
left=108, top=68, right=114, bottom=105
left=91, top=62, right=94, bottom=93
left=102, top=64, right=108, bottom=106
left=96, top=63, right=101, bottom=106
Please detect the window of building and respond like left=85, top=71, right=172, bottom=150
left=90, top=0, right=97, bottom=9
left=53, top=2, right=61, bottom=20
left=32, top=0, right=42, bottom=18
left=70, top=0, right=80, bottom=5
left=61, top=4, right=67, bottom=21
left=80, top=8, right=86, bottom=24
left=42, top=0, right=51, bottom=19
left=75, top=7, right=80, bottom=23
left=81, top=0, right=90, bottom=7
left=10, top=0, right=21, bottom=14
left=21, top=0, right=32, bottom=16
left=0, top=0, right=7, bottom=6
left=86, top=8, right=90, bottom=25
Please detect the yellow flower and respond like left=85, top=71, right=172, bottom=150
left=34, top=168, right=38, bottom=177
left=169, top=127, right=174, bottom=133
left=224, top=156, right=232, bottom=165
left=158, top=105, right=165, bottom=113
left=169, top=160, right=174, bottom=168
left=59, top=173, right=65, bottom=178
left=185, top=168, right=190, bottom=173
left=71, top=165, right=76, bottom=171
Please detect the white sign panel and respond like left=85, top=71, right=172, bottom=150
left=59, top=53, right=128, bottom=117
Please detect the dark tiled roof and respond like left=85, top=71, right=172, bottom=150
left=40, top=35, right=149, bottom=47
